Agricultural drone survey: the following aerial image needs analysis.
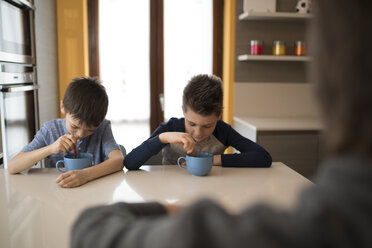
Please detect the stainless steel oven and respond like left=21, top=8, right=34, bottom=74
left=0, top=62, right=39, bottom=168
left=0, top=0, right=35, bottom=64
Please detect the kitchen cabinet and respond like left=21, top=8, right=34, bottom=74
left=221, top=0, right=322, bottom=179
left=234, top=117, right=324, bottom=180
left=0, top=0, right=40, bottom=168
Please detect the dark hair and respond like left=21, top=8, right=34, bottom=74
left=63, top=77, right=108, bottom=127
left=312, top=1, right=372, bottom=158
left=182, top=74, right=223, bottom=116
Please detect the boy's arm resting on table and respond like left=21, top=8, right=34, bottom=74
left=8, top=134, right=78, bottom=174
left=219, top=123, right=272, bottom=167
left=56, top=149, right=123, bottom=188
left=124, top=135, right=166, bottom=170
left=221, top=139, right=272, bottom=167
left=221, top=151, right=272, bottom=168
left=7, top=147, right=53, bottom=174
left=124, top=121, right=177, bottom=170
left=126, top=118, right=193, bottom=170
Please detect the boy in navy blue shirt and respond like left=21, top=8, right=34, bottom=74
left=125, top=74, right=272, bottom=169
left=8, top=77, right=124, bottom=188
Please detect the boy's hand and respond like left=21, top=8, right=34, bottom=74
left=50, top=134, right=78, bottom=154
left=56, top=170, right=89, bottom=188
left=159, top=132, right=195, bottom=154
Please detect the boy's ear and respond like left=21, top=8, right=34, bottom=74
left=60, top=100, right=66, bottom=114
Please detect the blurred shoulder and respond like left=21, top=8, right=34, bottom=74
left=159, top=117, right=185, bottom=129
left=215, top=119, right=232, bottom=130
left=41, top=118, right=65, bottom=129
left=96, top=119, right=112, bottom=129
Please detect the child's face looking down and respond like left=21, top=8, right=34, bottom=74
left=65, top=113, right=96, bottom=140
left=183, top=108, right=221, bottom=143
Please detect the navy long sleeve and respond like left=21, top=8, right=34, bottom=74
left=124, top=119, right=184, bottom=170
left=124, top=118, right=272, bottom=169
left=214, top=120, right=272, bottom=167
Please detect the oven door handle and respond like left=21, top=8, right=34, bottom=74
left=0, top=84, right=39, bottom=93
left=7, top=0, right=35, bottom=10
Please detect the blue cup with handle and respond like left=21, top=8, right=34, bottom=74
left=56, top=153, right=93, bottom=173
left=177, top=151, right=213, bottom=176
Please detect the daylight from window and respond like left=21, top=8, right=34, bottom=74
left=99, top=0, right=212, bottom=152
left=99, top=0, right=150, bottom=151
left=164, top=0, right=213, bottom=119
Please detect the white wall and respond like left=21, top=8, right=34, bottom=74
left=34, top=0, right=60, bottom=125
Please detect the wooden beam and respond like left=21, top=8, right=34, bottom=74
left=56, top=0, right=90, bottom=117
left=222, top=0, right=235, bottom=125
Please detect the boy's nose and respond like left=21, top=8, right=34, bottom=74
left=75, top=130, right=84, bottom=139
left=194, top=127, right=202, bottom=137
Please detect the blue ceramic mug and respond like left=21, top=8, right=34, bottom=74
left=56, top=153, right=93, bottom=173
left=177, top=151, right=213, bottom=176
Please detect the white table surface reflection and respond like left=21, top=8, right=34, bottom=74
left=0, top=163, right=312, bottom=248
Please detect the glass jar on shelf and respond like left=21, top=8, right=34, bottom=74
left=294, top=40, right=306, bottom=56
left=250, top=40, right=263, bottom=55
left=272, top=40, right=286, bottom=56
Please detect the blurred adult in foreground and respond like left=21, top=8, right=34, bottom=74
left=71, top=1, right=372, bottom=247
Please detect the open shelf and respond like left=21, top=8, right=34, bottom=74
left=238, top=54, right=311, bottom=62
left=239, top=11, right=313, bottom=21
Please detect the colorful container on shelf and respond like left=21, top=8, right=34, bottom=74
left=250, top=40, right=263, bottom=55
left=272, top=40, right=285, bottom=55
left=294, top=40, right=306, bottom=56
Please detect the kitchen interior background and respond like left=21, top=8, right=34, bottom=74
left=0, top=0, right=320, bottom=178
